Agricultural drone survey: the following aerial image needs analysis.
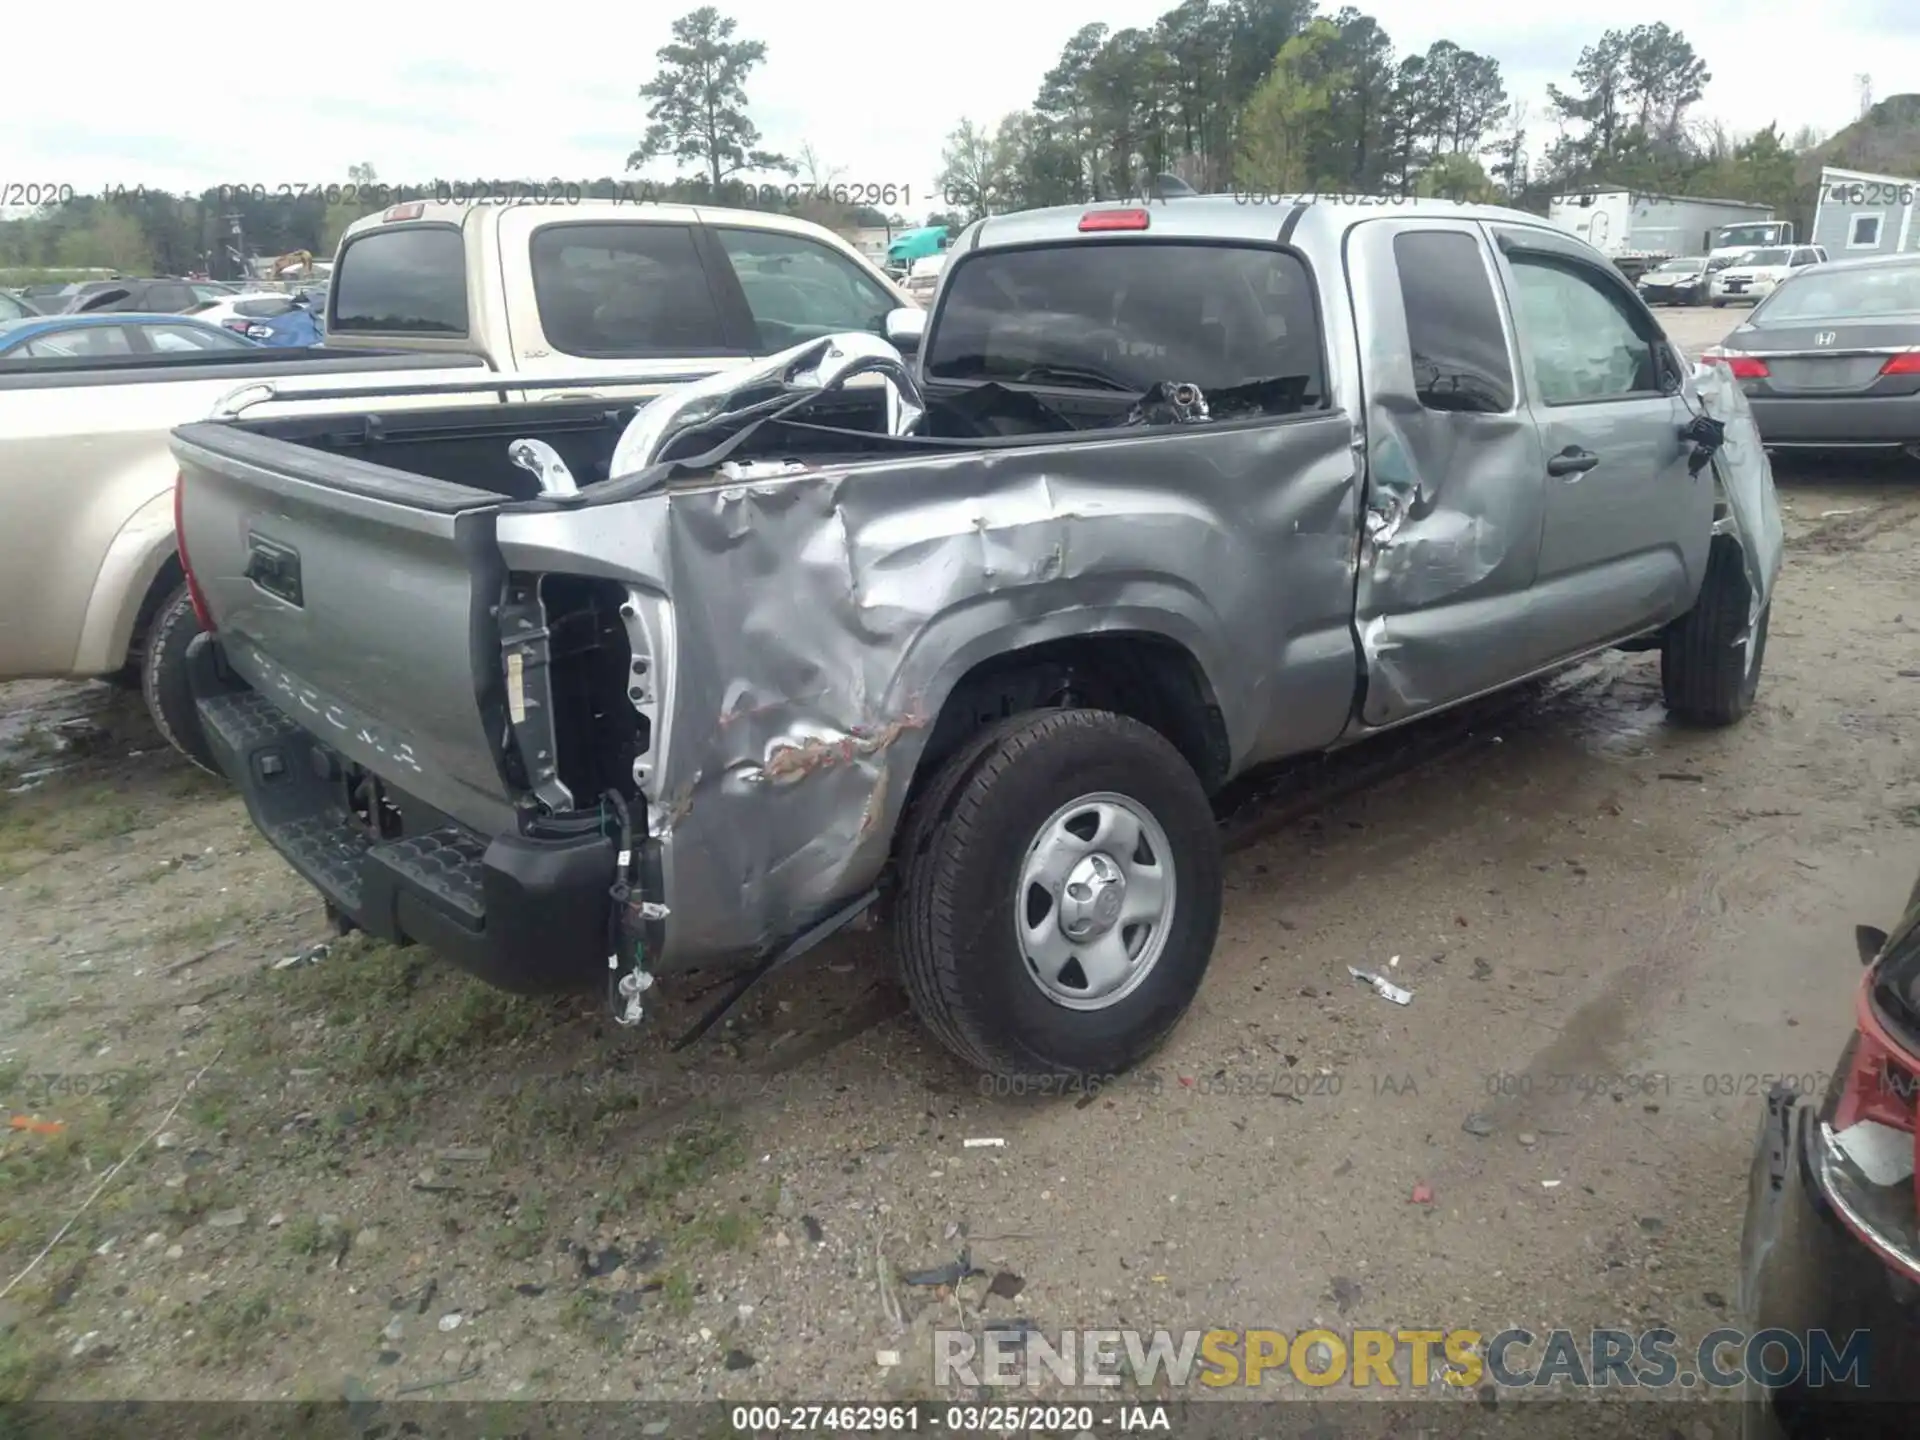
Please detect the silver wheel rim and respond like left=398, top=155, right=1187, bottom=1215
left=1015, top=791, right=1176, bottom=1011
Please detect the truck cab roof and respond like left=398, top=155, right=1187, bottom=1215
left=957, top=193, right=1590, bottom=261
left=327, top=198, right=912, bottom=388
left=338, top=197, right=874, bottom=248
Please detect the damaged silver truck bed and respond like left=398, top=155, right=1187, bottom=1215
left=170, top=194, right=1783, bottom=1081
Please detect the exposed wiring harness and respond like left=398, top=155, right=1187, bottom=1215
left=601, top=790, right=653, bottom=1025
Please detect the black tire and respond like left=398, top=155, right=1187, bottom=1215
left=1712, top=298, right=1727, bottom=308
left=141, top=583, right=218, bottom=774
left=1662, top=535, right=1768, bottom=727
left=895, top=709, right=1222, bottom=1081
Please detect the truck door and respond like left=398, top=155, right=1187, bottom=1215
left=1486, top=224, right=1711, bottom=669
left=1344, top=217, right=1548, bottom=728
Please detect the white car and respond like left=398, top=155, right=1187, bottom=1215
left=1711, top=243, right=1827, bottom=306
left=185, top=291, right=302, bottom=337
left=903, top=254, right=947, bottom=304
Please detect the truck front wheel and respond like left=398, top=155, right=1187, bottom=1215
left=895, top=709, right=1222, bottom=1081
left=1662, top=536, right=1769, bottom=727
left=141, top=583, right=219, bottom=775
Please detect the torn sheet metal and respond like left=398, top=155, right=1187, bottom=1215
left=1689, top=358, right=1784, bottom=636
left=497, top=412, right=1363, bottom=966
left=608, top=332, right=926, bottom=478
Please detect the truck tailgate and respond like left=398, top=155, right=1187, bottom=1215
left=172, top=421, right=516, bottom=835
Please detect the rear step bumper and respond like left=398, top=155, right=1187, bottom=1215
left=186, top=633, right=612, bottom=994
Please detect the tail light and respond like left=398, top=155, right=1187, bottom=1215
left=222, top=319, right=251, bottom=334
left=1879, top=351, right=1920, bottom=377
left=1808, top=972, right=1920, bottom=1281
left=1701, top=348, right=1769, bottom=379
left=173, top=471, right=215, bottom=632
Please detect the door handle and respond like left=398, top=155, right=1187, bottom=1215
left=1547, top=446, right=1601, bottom=477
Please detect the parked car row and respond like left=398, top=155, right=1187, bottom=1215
left=188, top=288, right=327, bottom=346
left=1711, top=244, right=1829, bottom=306
left=0, top=312, right=264, bottom=359
left=17, top=277, right=240, bottom=315
left=1636, top=245, right=1832, bottom=308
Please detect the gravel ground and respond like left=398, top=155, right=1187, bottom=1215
left=1, top=306, right=1917, bottom=1423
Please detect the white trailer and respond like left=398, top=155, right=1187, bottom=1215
left=1546, top=188, right=1781, bottom=276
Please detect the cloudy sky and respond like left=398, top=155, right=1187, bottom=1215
left=4, top=0, right=1917, bottom=209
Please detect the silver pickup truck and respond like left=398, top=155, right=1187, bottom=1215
left=171, top=195, right=1783, bottom=1081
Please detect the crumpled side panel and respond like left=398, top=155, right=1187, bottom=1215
left=1690, top=359, right=1784, bottom=631
left=502, top=416, right=1365, bottom=965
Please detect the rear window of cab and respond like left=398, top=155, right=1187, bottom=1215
left=330, top=226, right=468, bottom=335
left=924, top=241, right=1328, bottom=416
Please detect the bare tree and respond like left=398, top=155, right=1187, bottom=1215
left=796, top=142, right=846, bottom=191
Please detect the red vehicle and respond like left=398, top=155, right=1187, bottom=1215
left=1741, top=870, right=1920, bottom=1437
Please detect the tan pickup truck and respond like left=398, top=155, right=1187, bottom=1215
left=0, top=201, right=907, bottom=769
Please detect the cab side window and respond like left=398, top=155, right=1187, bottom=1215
left=1393, top=231, right=1515, bottom=413
left=1507, top=257, right=1659, bottom=404
left=712, top=228, right=896, bottom=350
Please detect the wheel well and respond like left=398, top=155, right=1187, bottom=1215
left=907, top=634, right=1230, bottom=812
left=128, top=554, right=185, bottom=663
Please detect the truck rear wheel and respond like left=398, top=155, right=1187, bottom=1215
left=1662, top=536, right=1768, bottom=727
left=895, top=709, right=1222, bottom=1081
left=142, top=583, right=219, bottom=775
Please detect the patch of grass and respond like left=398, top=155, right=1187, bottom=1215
left=186, top=1084, right=235, bottom=1132
left=658, top=1268, right=695, bottom=1317
left=0, top=1328, right=59, bottom=1402
left=0, top=786, right=148, bottom=878
left=191, top=1289, right=274, bottom=1362
left=163, top=766, right=226, bottom=801
left=559, top=1290, right=625, bottom=1353
left=270, top=936, right=557, bottom=1081
left=340, top=983, right=550, bottom=1079
left=492, top=1187, right=550, bottom=1261
left=102, top=1066, right=157, bottom=1121
left=683, top=1208, right=757, bottom=1252
left=161, top=1171, right=240, bottom=1228
left=0, top=1125, right=120, bottom=1198
left=149, top=903, right=251, bottom=956
left=493, top=1079, right=647, bottom=1168
left=280, top=1215, right=330, bottom=1257
left=601, top=1119, right=745, bottom=1218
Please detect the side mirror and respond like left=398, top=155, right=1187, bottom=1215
left=884, top=307, right=925, bottom=356
left=1659, top=340, right=1687, bottom=394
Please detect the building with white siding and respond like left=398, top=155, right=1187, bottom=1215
left=1810, top=166, right=1920, bottom=257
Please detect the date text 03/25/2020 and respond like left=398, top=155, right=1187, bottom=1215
left=728, top=1405, right=1172, bottom=1433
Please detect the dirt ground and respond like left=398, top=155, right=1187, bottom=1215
left=2, top=305, right=1917, bottom=1420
